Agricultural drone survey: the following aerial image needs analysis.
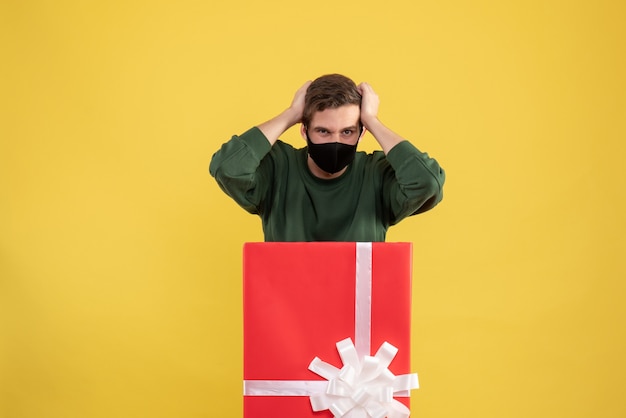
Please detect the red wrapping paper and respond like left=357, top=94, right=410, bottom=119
left=243, top=242, right=413, bottom=417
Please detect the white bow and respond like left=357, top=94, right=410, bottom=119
left=308, top=338, right=419, bottom=418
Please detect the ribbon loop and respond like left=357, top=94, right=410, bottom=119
left=330, top=397, right=357, bottom=417
left=359, top=356, right=381, bottom=382
left=309, top=357, right=341, bottom=381
left=375, top=341, right=398, bottom=370
left=337, top=338, right=361, bottom=370
left=310, top=392, right=330, bottom=412
left=339, top=364, right=357, bottom=387
left=366, top=401, right=389, bottom=418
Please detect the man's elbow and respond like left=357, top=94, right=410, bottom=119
left=414, top=175, right=445, bottom=214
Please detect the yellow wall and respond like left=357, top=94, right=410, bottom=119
left=1, top=0, right=625, bottom=417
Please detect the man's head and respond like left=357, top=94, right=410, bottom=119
left=302, top=74, right=362, bottom=128
left=300, top=74, right=364, bottom=177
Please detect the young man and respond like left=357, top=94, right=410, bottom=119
left=209, top=74, right=445, bottom=242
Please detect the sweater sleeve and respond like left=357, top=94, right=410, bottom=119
left=383, top=140, right=445, bottom=224
left=209, top=127, right=273, bottom=214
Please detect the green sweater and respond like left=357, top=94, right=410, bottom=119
left=209, top=127, right=445, bottom=242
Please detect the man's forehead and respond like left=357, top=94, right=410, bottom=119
left=310, top=105, right=361, bottom=127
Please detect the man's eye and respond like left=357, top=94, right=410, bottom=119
left=343, top=130, right=353, bottom=135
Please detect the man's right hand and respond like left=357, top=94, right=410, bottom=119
left=286, top=80, right=312, bottom=126
left=257, top=80, right=312, bottom=146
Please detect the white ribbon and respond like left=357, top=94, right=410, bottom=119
left=308, top=338, right=419, bottom=418
left=355, top=242, right=373, bottom=358
left=243, top=242, right=419, bottom=417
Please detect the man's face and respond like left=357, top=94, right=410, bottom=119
left=302, top=104, right=361, bottom=145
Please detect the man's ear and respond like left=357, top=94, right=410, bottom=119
left=358, top=124, right=367, bottom=141
left=300, top=124, right=307, bottom=141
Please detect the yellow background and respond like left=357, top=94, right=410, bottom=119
left=1, top=0, right=625, bottom=417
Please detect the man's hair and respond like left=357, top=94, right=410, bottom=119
left=302, top=74, right=361, bottom=127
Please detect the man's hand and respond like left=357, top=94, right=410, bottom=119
left=257, top=80, right=312, bottom=145
left=286, top=80, right=312, bottom=126
left=357, top=82, right=405, bottom=154
left=357, top=82, right=380, bottom=130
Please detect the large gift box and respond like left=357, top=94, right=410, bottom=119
left=243, top=242, right=419, bottom=417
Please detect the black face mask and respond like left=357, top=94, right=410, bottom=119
left=306, top=130, right=359, bottom=174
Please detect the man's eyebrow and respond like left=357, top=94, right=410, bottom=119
left=312, top=125, right=359, bottom=131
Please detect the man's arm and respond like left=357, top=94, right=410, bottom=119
left=209, top=81, right=312, bottom=213
left=357, top=82, right=445, bottom=219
